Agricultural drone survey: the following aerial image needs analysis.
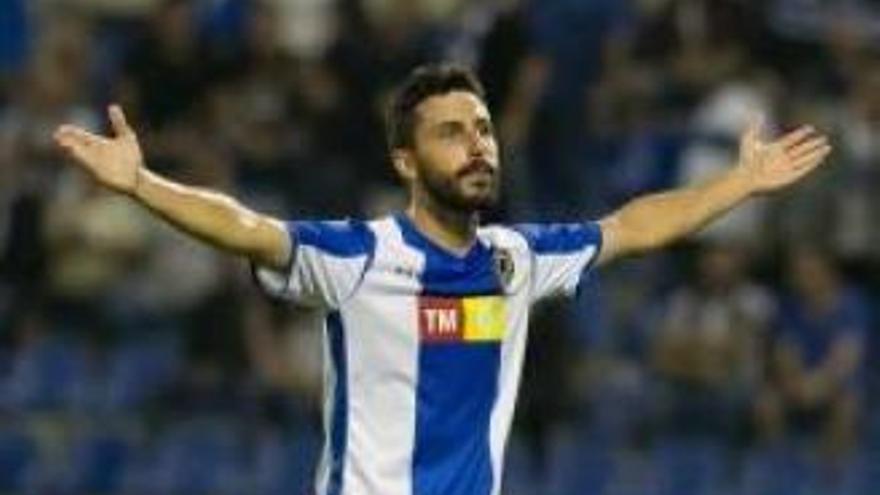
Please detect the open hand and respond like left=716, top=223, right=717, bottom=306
left=737, top=116, right=832, bottom=195
left=54, top=105, right=143, bottom=195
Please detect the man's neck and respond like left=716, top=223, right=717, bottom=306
left=406, top=196, right=478, bottom=256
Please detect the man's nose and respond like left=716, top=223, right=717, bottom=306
left=467, top=130, right=491, bottom=157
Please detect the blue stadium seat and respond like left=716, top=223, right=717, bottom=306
left=5, top=337, right=87, bottom=411
left=0, top=0, right=29, bottom=74
left=651, top=436, right=726, bottom=495
left=63, top=427, right=135, bottom=494
left=551, top=431, right=615, bottom=495
left=741, top=444, right=808, bottom=495
left=106, top=339, right=181, bottom=411
left=151, top=419, right=249, bottom=495
left=253, top=427, right=321, bottom=495
left=0, top=427, right=36, bottom=493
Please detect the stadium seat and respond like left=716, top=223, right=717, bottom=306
left=62, top=426, right=137, bottom=494
left=651, top=436, right=726, bottom=495
left=5, top=337, right=86, bottom=411
left=253, top=426, right=321, bottom=495
left=0, top=427, right=36, bottom=493
left=150, top=419, right=249, bottom=495
left=106, top=338, right=182, bottom=412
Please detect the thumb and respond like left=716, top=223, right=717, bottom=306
left=741, top=112, right=764, bottom=148
left=108, top=104, right=133, bottom=137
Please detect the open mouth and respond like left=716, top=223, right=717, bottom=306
left=461, top=171, right=495, bottom=192
left=458, top=159, right=495, bottom=180
left=463, top=169, right=494, bottom=180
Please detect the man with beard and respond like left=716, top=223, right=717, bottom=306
left=54, top=64, right=831, bottom=495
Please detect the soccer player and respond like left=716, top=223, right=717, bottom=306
left=53, top=64, right=831, bottom=495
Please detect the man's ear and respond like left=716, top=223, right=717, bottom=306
left=392, top=149, right=416, bottom=182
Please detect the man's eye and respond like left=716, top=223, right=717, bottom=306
left=476, top=120, right=494, bottom=137
left=439, top=126, right=460, bottom=138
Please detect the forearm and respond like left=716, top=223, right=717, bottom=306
left=603, top=168, right=754, bottom=257
left=131, top=168, right=287, bottom=268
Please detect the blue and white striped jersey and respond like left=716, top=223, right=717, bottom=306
left=253, top=213, right=602, bottom=495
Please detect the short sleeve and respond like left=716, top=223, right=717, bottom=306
left=252, top=219, right=375, bottom=309
left=512, top=221, right=603, bottom=301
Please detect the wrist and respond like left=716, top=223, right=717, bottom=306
left=129, top=167, right=147, bottom=200
left=727, top=165, right=758, bottom=198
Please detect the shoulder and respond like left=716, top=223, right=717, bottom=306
left=501, top=221, right=603, bottom=255
left=476, top=224, right=533, bottom=255
left=291, top=219, right=376, bottom=257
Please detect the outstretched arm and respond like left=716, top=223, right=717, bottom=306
left=54, top=105, right=290, bottom=269
left=597, top=118, right=831, bottom=265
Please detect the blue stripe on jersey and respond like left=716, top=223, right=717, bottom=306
left=291, top=220, right=376, bottom=258
left=396, top=214, right=502, bottom=495
left=512, top=221, right=602, bottom=255
left=326, top=311, right=348, bottom=495
left=411, top=344, right=498, bottom=495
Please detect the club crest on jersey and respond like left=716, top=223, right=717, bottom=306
left=418, top=296, right=506, bottom=343
left=493, top=248, right=515, bottom=289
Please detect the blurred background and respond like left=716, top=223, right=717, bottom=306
left=0, top=0, right=879, bottom=493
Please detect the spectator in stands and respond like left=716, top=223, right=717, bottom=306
left=757, top=247, right=869, bottom=458
left=650, top=242, right=774, bottom=438
left=1, top=12, right=100, bottom=308
left=119, top=0, right=209, bottom=132
left=829, top=61, right=880, bottom=265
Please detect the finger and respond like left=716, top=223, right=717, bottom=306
left=777, top=147, right=830, bottom=187
left=787, top=157, right=826, bottom=184
left=777, top=125, right=816, bottom=149
left=790, top=145, right=832, bottom=172
left=108, top=104, right=132, bottom=137
left=787, top=135, right=829, bottom=160
left=55, top=136, right=94, bottom=165
left=54, top=125, right=105, bottom=147
left=741, top=113, right=764, bottom=146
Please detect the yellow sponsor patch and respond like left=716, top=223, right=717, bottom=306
left=418, top=296, right=506, bottom=343
left=462, top=296, right=506, bottom=342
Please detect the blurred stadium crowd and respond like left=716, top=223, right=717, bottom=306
left=0, top=0, right=879, bottom=493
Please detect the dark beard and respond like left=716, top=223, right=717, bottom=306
left=417, top=159, right=499, bottom=213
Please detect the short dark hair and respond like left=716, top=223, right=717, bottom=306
left=385, top=63, right=486, bottom=152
